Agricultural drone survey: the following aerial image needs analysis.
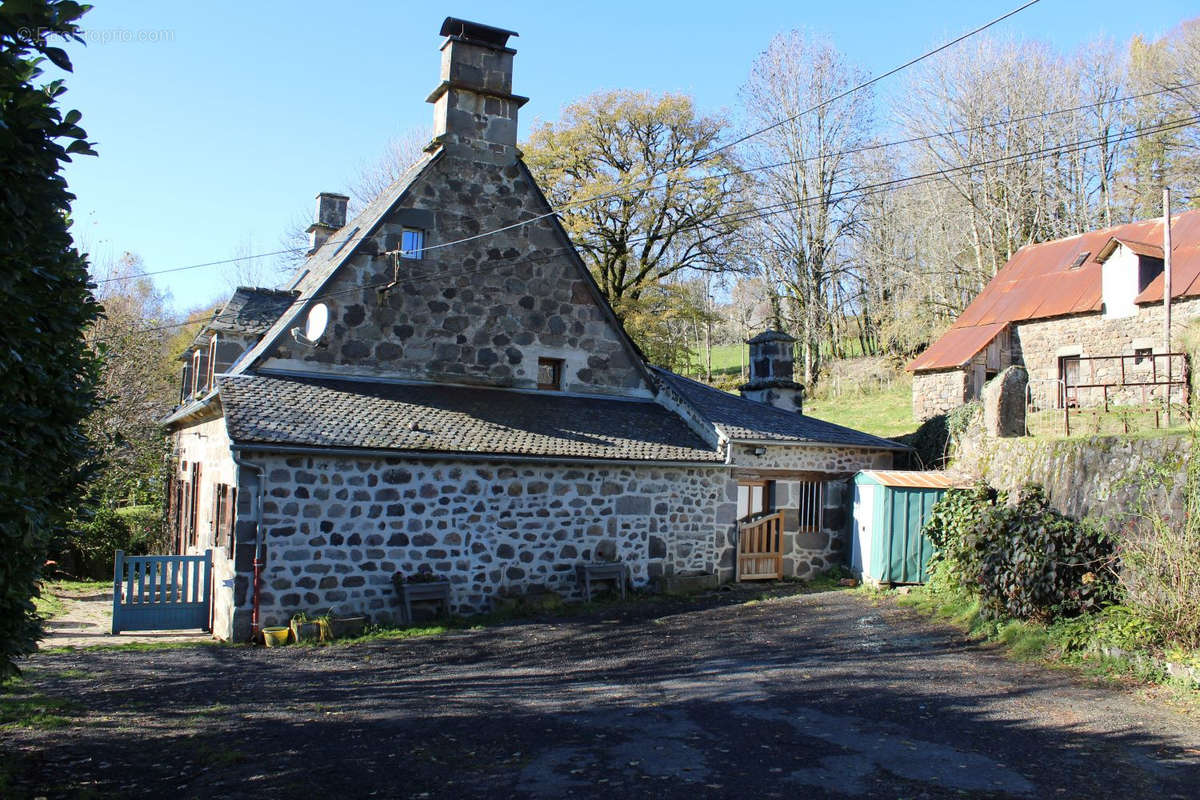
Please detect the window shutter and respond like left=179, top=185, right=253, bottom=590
left=196, top=349, right=210, bottom=394
left=180, top=362, right=192, bottom=404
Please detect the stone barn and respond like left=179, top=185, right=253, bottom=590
left=162, top=17, right=902, bottom=641
left=908, top=211, right=1200, bottom=421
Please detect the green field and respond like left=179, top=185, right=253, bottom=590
left=672, top=345, right=917, bottom=439
left=674, top=343, right=745, bottom=380
left=806, top=380, right=916, bottom=438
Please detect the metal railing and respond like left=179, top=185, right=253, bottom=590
left=1025, top=352, right=1190, bottom=436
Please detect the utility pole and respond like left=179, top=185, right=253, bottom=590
left=1163, top=187, right=1173, bottom=426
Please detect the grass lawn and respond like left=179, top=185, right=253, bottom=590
left=805, top=379, right=916, bottom=439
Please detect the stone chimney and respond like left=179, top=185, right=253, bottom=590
left=740, top=330, right=805, bottom=413
left=426, top=17, right=527, bottom=165
left=307, top=192, right=348, bottom=254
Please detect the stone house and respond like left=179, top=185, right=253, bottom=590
left=908, top=211, right=1200, bottom=420
left=162, top=18, right=901, bottom=641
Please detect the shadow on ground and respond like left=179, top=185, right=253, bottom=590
left=5, top=590, right=1199, bottom=799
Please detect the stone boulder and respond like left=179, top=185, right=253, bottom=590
left=982, top=366, right=1028, bottom=438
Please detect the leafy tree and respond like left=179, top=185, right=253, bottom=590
left=614, top=280, right=719, bottom=375
left=524, top=90, right=748, bottom=306
left=84, top=253, right=177, bottom=508
left=0, top=1, right=100, bottom=679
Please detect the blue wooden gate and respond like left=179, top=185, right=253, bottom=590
left=111, top=550, right=212, bottom=634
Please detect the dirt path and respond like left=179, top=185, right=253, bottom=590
left=7, top=589, right=1200, bottom=799
left=39, top=586, right=211, bottom=649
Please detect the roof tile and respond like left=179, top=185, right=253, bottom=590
left=219, top=373, right=724, bottom=463
left=653, top=368, right=905, bottom=451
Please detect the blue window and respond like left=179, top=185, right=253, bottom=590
left=401, top=228, right=424, bottom=259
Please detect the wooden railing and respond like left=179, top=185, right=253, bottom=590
left=737, top=512, right=784, bottom=581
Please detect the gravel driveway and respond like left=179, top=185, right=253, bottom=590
left=6, top=588, right=1200, bottom=799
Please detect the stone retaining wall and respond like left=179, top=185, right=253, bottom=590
left=954, top=418, right=1189, bottom=528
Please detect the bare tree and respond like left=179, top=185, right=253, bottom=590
left=348, top=127, right=431, bottom=211
left=739, top=30, right=874, bottom=384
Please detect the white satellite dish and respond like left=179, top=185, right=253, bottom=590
left=291, top=302, right=329, bottom=347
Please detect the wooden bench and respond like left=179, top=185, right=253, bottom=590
left=576, top=563, right=628, bottom=602
left=396, top=580, right=451, bottom=624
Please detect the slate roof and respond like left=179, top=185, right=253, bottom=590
left=652, top=368, right=906, bottom=451
left=218, top=373, right=724, bottom=463
left=209, top=287, right=298, bottom=335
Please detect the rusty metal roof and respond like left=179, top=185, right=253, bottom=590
left=908, top=210, right=1200, bottom=372
left=1096, top=237, right=1164, bottom=262
left=905, top=322, right=1007, bottom=372
left=857, top=470, right=970, bottom=489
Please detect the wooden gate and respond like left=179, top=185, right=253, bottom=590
left=737, top=512, right=784, bottom=581
left=112, top=550, right=212, bottom=634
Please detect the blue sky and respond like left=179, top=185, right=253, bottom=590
left=57, top=0, right=1194, bottom=313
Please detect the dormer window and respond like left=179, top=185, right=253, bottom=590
left=1138, top=257, right=1164, bottom=293
left=537, top=358, right=564, bottom=391
left=401, top=228, right=425, bottom=259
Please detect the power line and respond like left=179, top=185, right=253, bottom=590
left=704, top=0, right=1043, bottom=160
left=112, top=76, right=1196, bottom=291
left=96, top=76, right=1194, bottom=288
left=562, top=80, right=1200, bottom=222
left=98, top=1, right=1045, bottom=287
left=95, top=113, right=1198, bottom=344
left=675, top=114, right=1200, bottom=233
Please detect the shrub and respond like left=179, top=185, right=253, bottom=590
left=114, top=505, right=166, bottom=554
left=0, top=2, right=101, bottom=679
left=1118, top=433, right=1200, bottom=650
left=923, top=483, right=1120, bottom=623
left=923, top=483, right=996, bottom=595
left=50, top=505, right=163, bottom=580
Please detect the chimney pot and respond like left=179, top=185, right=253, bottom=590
left=307, top=192, right=349, bottom=254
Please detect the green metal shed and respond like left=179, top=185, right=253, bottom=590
left=851, top=470, right=965, bottom=585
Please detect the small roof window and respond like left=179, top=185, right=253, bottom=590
left=1068, top=251, right=1090, bottom=270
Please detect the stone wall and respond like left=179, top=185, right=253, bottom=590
left=954, top=420, right=1189, bottom=529
left=171, top=415, right=239, bottom=640
left=225, top=453, right=731, bottom=638
left=912, top=369, right=969, bottom=421
left=724, top=443, right=894, bottom=582
left=728, top=443, right=894, bottom=473
left=1013, top=298, right=1199, bottom=410
left=264, top=156, right=651, bottom=399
